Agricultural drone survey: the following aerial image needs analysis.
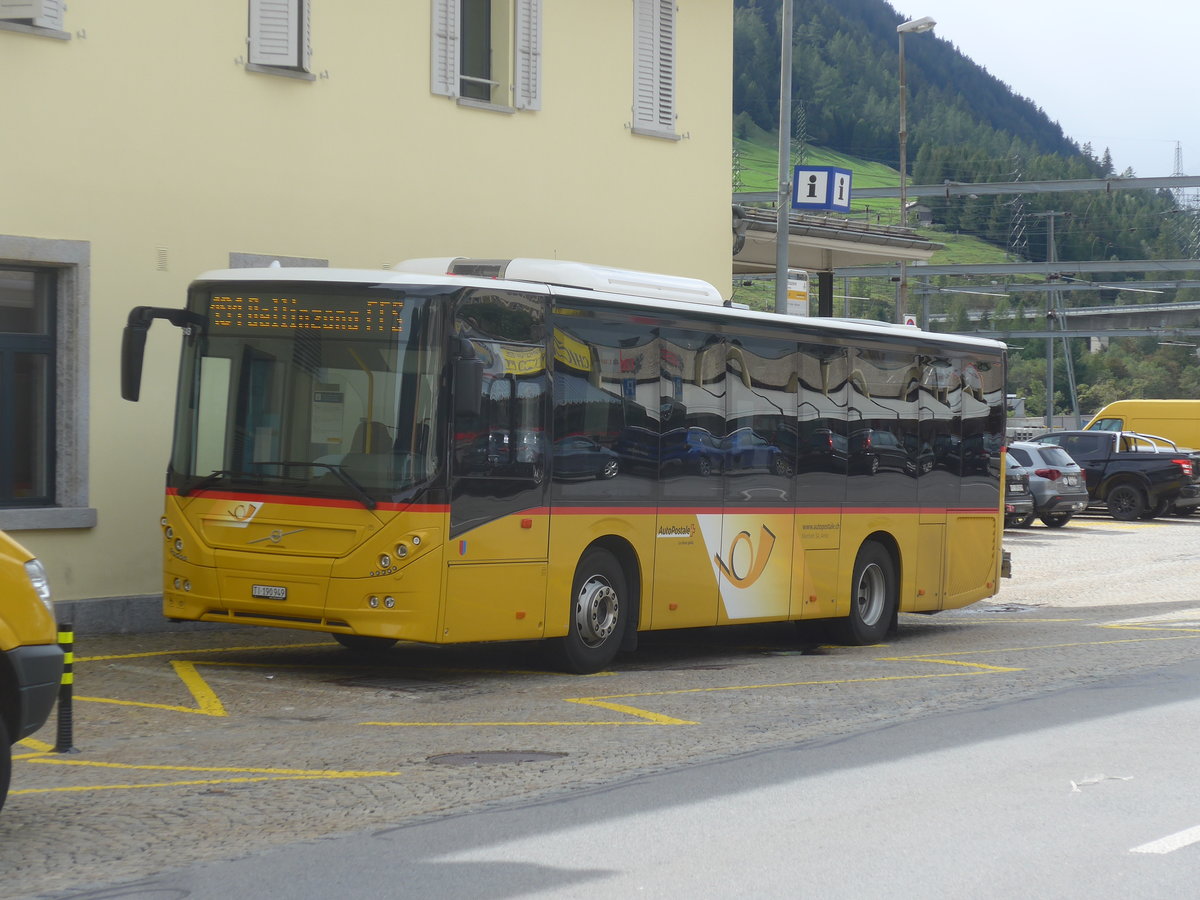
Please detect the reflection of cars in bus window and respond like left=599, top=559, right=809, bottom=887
left=661, top=427, right=724, bottom=476
left=721, top=428, right=792, bottom=476
left=904, top=433, right=935, bottom=475
left=613, top=426, right=659, bottom=470
left=850, top=429, right=911, bottom=476
left=796, top=424, right=847, bottom=473
left=552, top=436, right=619, bottom=480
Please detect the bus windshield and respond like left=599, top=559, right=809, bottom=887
left=169, top=284, right=445, bottom=506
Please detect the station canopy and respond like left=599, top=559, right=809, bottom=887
left=732, top=204, right=942, bottom=275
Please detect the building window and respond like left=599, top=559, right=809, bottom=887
left=0, top=0, right=68, bottom=37
left=431, top=0, right=541, bottom=111
left=0, top=237, right=93, bottom=531
left=632, top=0, right=677, bottom=139
left=0, top=269, right=54, bottom=506
left=247, top=0, right=313, bottom=78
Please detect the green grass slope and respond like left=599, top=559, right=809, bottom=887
left=734, top=134, right=1012, bottom=267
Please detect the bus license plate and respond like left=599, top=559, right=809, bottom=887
left=252, top=584, right=287, bottom=600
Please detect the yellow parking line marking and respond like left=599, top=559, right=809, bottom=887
left=12, top=757, right=403, bottom=797
left=564, top=698, right=697, bottom=724
left=11, top=773, right=398, bottom=796
left=27, top=759, right=398, bottom=777
left=70, top=652, right=615, bottom=723
left=361, top=668, right=1006, bottom=728
left=361, top=720, right=663, bottom=727
left=888, top=632, right=1200, bottom=661
left=78, top=642, right=330, bottom=663
left=876, top=657, right=1022, bottom=672
left=75, top=660, right=228, bottom=717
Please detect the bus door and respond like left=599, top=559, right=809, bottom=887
left=716, top=338, right=797, bottom=624
left=914, top=356, right=962, bottom=610
left=792, top=344, right=848, bottom=620
left=445, top=291, right=550, bottom=642
left=652, top=329, right=724, bottom=628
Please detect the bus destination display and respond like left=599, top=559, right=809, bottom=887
left=210, top=294, right=405, bottom=333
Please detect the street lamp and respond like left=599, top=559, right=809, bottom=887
left=896, top=15, right=935, bottom=324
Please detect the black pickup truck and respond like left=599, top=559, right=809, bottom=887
left=1028, top=431, right=1200, bottom=520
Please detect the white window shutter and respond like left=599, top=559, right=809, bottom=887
left=431, top=0, right=460, bottom=98
left=633, top=0, right=676, bottom=134
left=249, top=0, right=302, bottom=68
left=654, top=0, right=676, bottom=129
left=0, top=0, right=64, bottom=29
left=300, top=0, right=312, bottom=72
left=514, top=0, right=542, bottom=110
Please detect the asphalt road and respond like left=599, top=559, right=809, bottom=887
left=4, top=513, right=1199, bottom=898
left=59, top=657, right=1200, bottom=899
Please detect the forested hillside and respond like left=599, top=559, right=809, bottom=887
left=733, top=0, right=1200, bottom=416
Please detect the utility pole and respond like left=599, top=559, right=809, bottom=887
left=1034, top=211, right=1080, bottom=427
left=774, top=1, right=794, bottom=315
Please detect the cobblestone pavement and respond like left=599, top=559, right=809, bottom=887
left=4, top=514, right=1200, bottom=899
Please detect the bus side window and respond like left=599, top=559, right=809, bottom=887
left=452, top=290, right=547, bottom=481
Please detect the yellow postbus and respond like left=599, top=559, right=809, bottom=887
left=121, top=258, right=1007, bottom=673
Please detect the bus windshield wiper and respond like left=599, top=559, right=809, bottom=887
left=286, top=462, right=378, bottom=510
left=178, top=469, right=236, bottom=497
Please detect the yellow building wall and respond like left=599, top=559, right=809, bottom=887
left=1, top=1, right=733, bottom=601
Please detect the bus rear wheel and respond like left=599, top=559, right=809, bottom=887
left=830, top=542, right=896, bottom=646
left=554, top=548, right=626, bottom=674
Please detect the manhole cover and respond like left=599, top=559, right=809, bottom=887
left=967, top=603, right=1037, bottom=614
left=428, top=751, right=568, bottom=766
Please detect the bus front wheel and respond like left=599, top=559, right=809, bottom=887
left=554, top=549, right=626, bottom=674
left=830, top=542, right=896, bottom=646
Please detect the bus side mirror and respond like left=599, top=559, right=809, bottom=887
left=121, top=306, right=206, bottom=402
left=121, top=321, right=149, bottom=401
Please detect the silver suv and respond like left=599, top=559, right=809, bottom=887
left=1006, top=441, right=1090, bottom=527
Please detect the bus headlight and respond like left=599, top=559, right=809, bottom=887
left=395, top=543, right=409, bottom=559
left=23, top=558, right=54, bottom=619
left=379, top=553, right=391, bottom=569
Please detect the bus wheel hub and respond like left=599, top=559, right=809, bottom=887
left=575, top=576, right=619, bottom=647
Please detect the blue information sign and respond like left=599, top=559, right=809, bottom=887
left=792, top=166, right=853, bottom=212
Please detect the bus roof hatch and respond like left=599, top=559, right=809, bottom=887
left=393, top=257, right=726, bottom=306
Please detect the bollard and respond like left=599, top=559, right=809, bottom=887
left=54, top=622, right=78, bottom=753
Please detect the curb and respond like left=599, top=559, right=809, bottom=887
left=52, top=595, right=227, bottom=636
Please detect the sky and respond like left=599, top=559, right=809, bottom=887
left=888, top=0, right=1199, bottom=178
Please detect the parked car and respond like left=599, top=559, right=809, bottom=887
left=721, top=428, right=792, bottom=476
left=552, top=436, right=619, bottom=480
left=1027, top=430, right=1200, bottom=520
left=1006, top=441, right=1090, bottom=527
left=661, top=427, right=725, bottom=476
left=1002, top=451, right=1035, bottom=528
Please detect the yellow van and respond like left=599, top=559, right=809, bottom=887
left=1085, top=400, right=1200, bottom=449
left=1, top=530, right=63, bottom=813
